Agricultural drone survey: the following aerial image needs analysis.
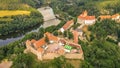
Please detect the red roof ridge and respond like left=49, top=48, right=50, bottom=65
left=99, top=15, right=111, bottom=20
left=112, top=14, right=119, bottom=18
left=78, top=10, right=95, bottom=20
left=31, top=39, right=37, bottom=43
left=37, top=47, right=44, bottom=52
left=34, top=38, right=46, bottom=49
left=78, top=15, right=95, bottom=20
left=72, top=30, right=79, bottom=44
left=45, top=32, right=58, bottom=41
left=62, top=20, right=74, bottom=30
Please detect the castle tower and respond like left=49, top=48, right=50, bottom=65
left=81, top=10, right=88, bottom=17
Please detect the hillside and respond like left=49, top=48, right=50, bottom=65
left=94, top=0, right=120, bottom=14
left=48, top=0, right=120, bottom=19
left=0, top=0, right=120, bottom=68
left=0, top=0, right=43, bottom=35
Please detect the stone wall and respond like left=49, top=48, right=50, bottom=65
left=43, top=53, right=60, bottom=60
left=65, top=53, right=84, bottom=60
left=25, top=40, right=84, bottom=61
left=26, top=41, right=43, bottom=60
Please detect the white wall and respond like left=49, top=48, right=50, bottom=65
left=85, top=19, right=95, bottom=25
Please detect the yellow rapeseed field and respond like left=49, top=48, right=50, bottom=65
left=0, top=10, right=30, bottom=17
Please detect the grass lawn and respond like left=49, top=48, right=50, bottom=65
left=95, top=0, right=119, bottom=10
left=0, top=10, right=30, bottom=17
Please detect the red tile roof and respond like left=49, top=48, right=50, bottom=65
left=78, top=16, right=95, bottom=20
left=112, top=14, right=119, bottom=18
left=58, top=49, right=65, bottom=55
left=34, top=38, right=46, bottom=49
left=45, top=32, right=58, bottom=41
left=37, top=47, right=44, bottom=52
left=78, top=10, right=95, bottom=20
left=99, top=15, right=111, bottom=20
left=59, top=39, right=66, bottom=44
left=31, top=39, right=37, bottom=43
left=69, top=42, right=80, bottom=48
left=84, top=16, right=95, bottom=20
left=99, top=14, right=120, bottom=20
left=72, top=30, right=79, bottom=44
left=62, top=20, right=74, bottom=30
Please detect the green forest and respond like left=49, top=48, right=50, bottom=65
left=0, top=0, right=43, bottom=35
left=49, top=0, right=120, bottom=20
left=0, top=0, right=120, bottom=68
left=0, top=11, right=43, bottom=35
left=0, top=19, right=120, bottom=68
left=80, top=19, right=120, bottom=68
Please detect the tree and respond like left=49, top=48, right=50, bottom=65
left=81, top=60, right=93, bottom=68
left=68, top=31, right=73, bottom=39
left=53, top=30, right=59, bottom=36
left=80, top=39, right=120, bottom=68
left=12, top=53, right=35, bottom=68
left=88, top=19, right=118, bottom=40
left=45, top=36, right=49, bottom=43
left=0, top=11, right=43, bottom=36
